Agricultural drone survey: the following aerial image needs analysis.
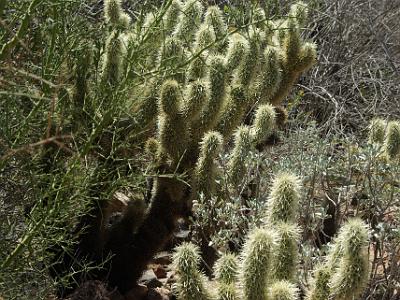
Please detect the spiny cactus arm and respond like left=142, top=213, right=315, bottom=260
left=193, top=24, right=216, bottom=51
left=329, top=218, right=370, bottom=300
left=173, top=0, right=204, bottom=44
left=225, top=34, right=250, bottom=78
left=305, top=265, right=332, bottom=300
left=104, top=0, right=130, bottom=28
left=227, top=126, right=253, bottom=186
left=101, top=30, right=126, bottom=86
left=254, top=47, right=282, bottom=103
left=192, top=55, right=228, bottom=137
left=240, top=227, right=274, bottom=300
left=270, top=8, right=317, bottom=106
left=215, top=253, right=239, bottom=285
left=195, top=131, right=223, bottom=197
left=368, top=118, right=386, bottom=145
left=294, top=42, right=317, bottom=73
left=173, top=243, right=214, bottom=300
left=289, top=1, right=308, bottom=27
left=158, top=36, right=187, bottom=82
left=251, top=104, right=276, bottom=144
left=163, top=0, right=183, bottom=35
left=204, top=6, right=228, bottom=43
left=215, top=84, right=248, bottom=139
left=214, top=253, right=240, bottom=300
left=182, top=80, right=208, bottom=121
left=158, top=80, right=189, bottom=164
left=272, top=222, right=300, bottom=282
left=130, top=80, right=160, bottom=134
left=267, top=172, right=301, bottom=224
left=269, top=280, right=299, bottom=300
left=233, top=29, right=262, bottom=87
left=217, top=283, right=239, bottom=300
left=384, top=120, right=400, bottom=160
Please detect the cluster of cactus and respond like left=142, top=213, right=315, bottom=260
left=55, top=0, right=320, bottom=295
left=173, top=173, right=370, bottom=300
left=368, top=118, right=400, bottom=160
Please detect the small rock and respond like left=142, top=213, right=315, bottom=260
left=145, top=288, right=170, bottom=300
left=152, top=252, right=172, bottom=265
left=152, top=264, right=167, bottom=279
left=124, top=284, right=148, bottom=300
left=139, top=269, right=162, bottom=289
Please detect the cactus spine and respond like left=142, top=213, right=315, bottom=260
left=173, top=243, right=213, bottom=300
left=368, top=118, right=386, bottom=145
left=384, top=120, right=400, bottom=160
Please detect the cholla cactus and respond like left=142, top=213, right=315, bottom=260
left=214, top=253, right=240, bottom=300
left=240, top=228, right=274, bottom=300
left=267, top=173, right=301, bottom=224
left=384, top=120, right=400, bottom=160
left=104, top=0, right=130, bottom=28
left=329, top=218, right=370, bottom=300
left=368, top=118, right=386, bottom=144
left=61, top=0, right=323, bottom=295
left=172, top=174, right=370, bottom=300
left=101, top=30, right=126, bottom=86
left=173, top=243, right=213, bottom=300
left=269, top=281, right=299, bottom=300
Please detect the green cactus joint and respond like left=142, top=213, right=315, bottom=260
left=104, top=0, right=130, bottom=28
left=329, top=218, right=370, bottom=300
left=240, top=227, right=274, bottom=300
left=195, top=131, right=223, bottom=196
left=267, top=172, right=301, bottom=224
left=305, top=265, right=332, bottom=300
left=174, top=0, right=204, bottom=44
left=251, top=104, right=277, bottom=144
left=214, top=253, right=239, bottom=285
left=225, top=34, right=250, bottom=77
left=101, top=30, right=126, bottom=86
left=368, top=118, right=386, bottom=145
left=173, top=243, right=213, bottom=300
left=272, top=222, right=301, bottom=282
left=163, top=0, right=183, bottom=34
left=269, top=280, right=299, bottom=300
left=227, top=126, right=253, bottom=186
left=384, top=120, right=400, bottom=160
left=216, top=84, right=248, bottom=138
left=204, top=6, right=227, bottom=42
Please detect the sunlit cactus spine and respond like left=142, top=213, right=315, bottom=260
left=101, top=30, right=126, bottom=86
left=163, top=0, right=183, bottom=34
left=254, top=46, right=282, bottom=103
left=233, top=29, right=262, bottom=87
left=194, top=55, right=227, bottom=136
left=193, top=24, right=216, bottom=51
left=225, top=34, right=250, bottom=77
left=204, top=6, right=227, bottom=47
left=240, top=228, right=274, bottom=300
left=272, top=222, right=300, bottom=282
left=174, top=0, right=204, bottom=44
left=305, top=265, right=332, bottom=300
left=182, top=80, right=208, bottom=121
left=173, top=243, right=213, bottom=300
left=269, top=280, right=299, bottom=300
left=214, top=253, right=240, bottom=300
left=384, top=120, right=400, bottom=160
left=251, top=104, right=276, bottom=144
left=216, top=84, right=248, bottom=138
left=267, top=172, right=301, bottom=224
left=195, top=131, right=223, bottom=196
left=329, top=218, right=370, bottom=300
left=368, top=118, right=386, bottom=145
left=289, top=1, right=308, bottom=26
left=227, top=126, right=253, bottom=185
left=158, top=80, right=188, bottom=164
left=104, top=0, right=130, bottom=28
